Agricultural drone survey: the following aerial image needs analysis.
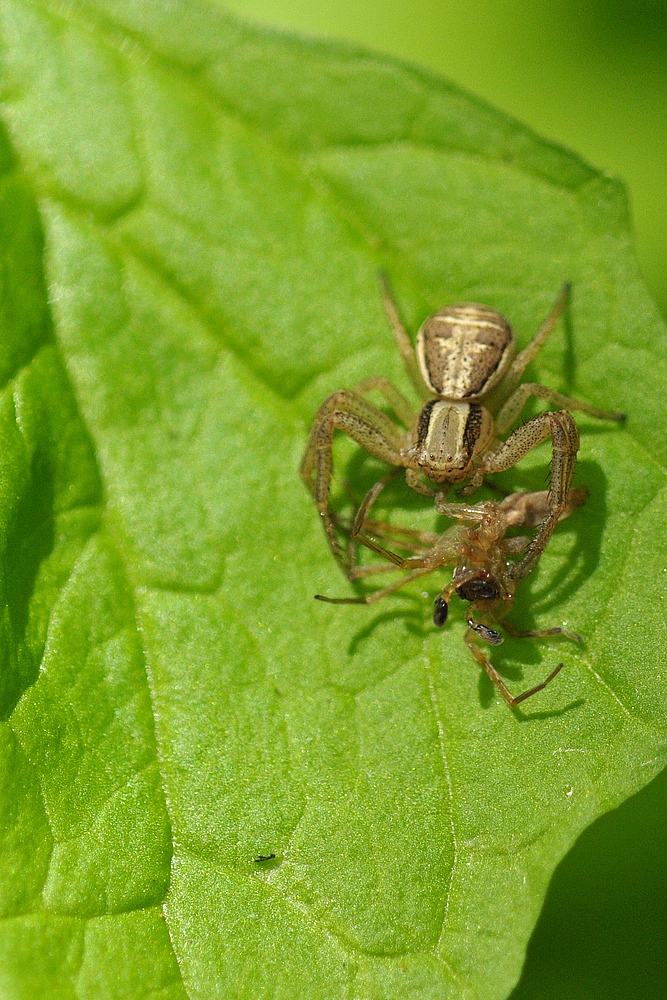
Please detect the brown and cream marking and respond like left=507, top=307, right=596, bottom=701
left=416, top=304, right=514, bottom=400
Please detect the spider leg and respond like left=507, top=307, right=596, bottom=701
left=353, top=377, right=416, bottom=428
left=496, top=382, right=625, bottom=434
left=497, top=486, right=588, bottom=529
left=406, top=467, right=438, bottom=497
left=379, top=272, right=432, bottom=401
left=500, top=283, right=570, bottom=397
left=480, top=410, right=580, bottom=579
left=300, top=389, right=409, bottom=575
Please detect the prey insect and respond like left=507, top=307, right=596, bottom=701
left=301, top=277, right=624, bottom=580
left=317, top=483, right=588, bottom=708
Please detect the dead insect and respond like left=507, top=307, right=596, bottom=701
left=301, top=277, right=624, bottom=581
left=316, top=485, right=588, bottom=708
left=254, top=854, right=276, bottom=863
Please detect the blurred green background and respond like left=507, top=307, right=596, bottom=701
left=225, top=0, right=667, bottom=319
left=223, top=1, right=667, bottom=996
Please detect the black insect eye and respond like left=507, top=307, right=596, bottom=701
left=472, top=622, right=503, bottom=645
left=433, top=596, right=449, bottom=627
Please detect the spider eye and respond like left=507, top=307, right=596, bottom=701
left=433, top=596, right=449, bottom=627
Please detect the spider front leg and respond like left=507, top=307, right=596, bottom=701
left=300, top=389, right=411, bottom=574
left=480, top=409, right=580, bottom=579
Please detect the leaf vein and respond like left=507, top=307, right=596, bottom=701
left=423, top=659, right=461, bottom=981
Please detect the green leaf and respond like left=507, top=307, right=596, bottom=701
left=0, top=2, right=666, bottom=998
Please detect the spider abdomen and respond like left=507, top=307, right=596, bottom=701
left=416, top=303, right=515, bottom=400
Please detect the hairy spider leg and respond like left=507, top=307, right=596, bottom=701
left=496, top=382, right=626, bottom=433
left=479, top=410, right=580, bottom=579
left=300, top=388, right=414, bottom=574
left=379, top=271, right=432, bottom=401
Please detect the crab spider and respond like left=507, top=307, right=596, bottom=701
left=301, top=277, right=624, bottom=579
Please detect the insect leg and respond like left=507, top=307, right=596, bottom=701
left=465, top=630, right=564, bottom=707
left=346, top=472, right=437, bottom=576
left=502, top=620, right=583, bottom=643
left=315, top=565, right=436, bottom=606
left=435, top=497, right=494, bottom=521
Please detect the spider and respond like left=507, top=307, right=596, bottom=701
left=316, top=482, right=589, bottom=708
left=301, top=277, right=624, bottom=581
